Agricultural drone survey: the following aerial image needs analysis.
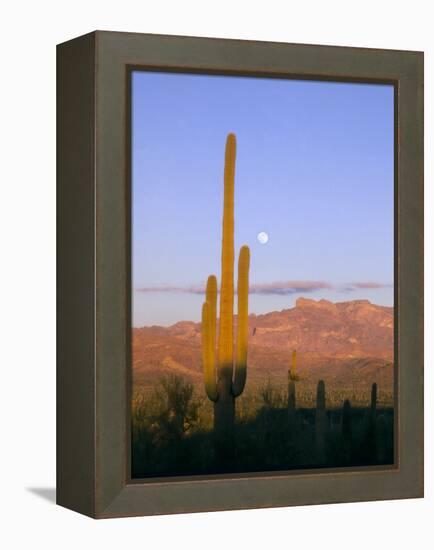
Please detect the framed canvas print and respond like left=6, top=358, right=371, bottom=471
left=57, top=31, right=423, bottom=518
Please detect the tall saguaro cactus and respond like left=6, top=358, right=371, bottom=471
left=201, top=133, right=251, bottom=452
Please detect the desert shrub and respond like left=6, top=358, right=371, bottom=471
left=149, top=374, right=201, bottom=443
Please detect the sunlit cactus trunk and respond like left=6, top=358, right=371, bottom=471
left=201, top=133, right=250, bottom=458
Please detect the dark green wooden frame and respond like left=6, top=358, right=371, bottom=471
left=57, top=31, right=423, bottom=518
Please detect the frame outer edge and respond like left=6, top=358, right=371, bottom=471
left=56, top=31, right=97, bottom=518
left=396, top=50, right=424, bottom=498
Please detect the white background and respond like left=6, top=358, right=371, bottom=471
left=1, top=1, right=432, bottom=548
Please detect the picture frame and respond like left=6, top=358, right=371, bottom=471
left=57, top=30, right=423, bottom=518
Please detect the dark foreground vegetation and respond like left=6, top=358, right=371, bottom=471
left=131, top=374, right=394, bottom=478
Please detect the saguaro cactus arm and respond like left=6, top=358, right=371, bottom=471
left=233, top=245, right=250, bottom=397
left=201, top=296, right=218, bottom=402
left=206, top=275, right=218, bottom=360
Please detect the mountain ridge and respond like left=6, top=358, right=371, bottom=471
left=133, top=298, right=394, bottom=393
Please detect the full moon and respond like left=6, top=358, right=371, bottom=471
left=257, top=231, right=269, bottom=245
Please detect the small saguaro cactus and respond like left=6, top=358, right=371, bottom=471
left=341, top=399, right=353, bottom=463
left=289, top=349, right=299, bottom=381
left=364, top=381, right=378, bottom=460
left=370, top=382, right=377, bottom=419
left=288, top=350, right=298, bottom=425
left=201, top=133, right=251, bottom=450
left=315, top=380, right=327, bottom=463
left=375, top=414, right=388, bottom=462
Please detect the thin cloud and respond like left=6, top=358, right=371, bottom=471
left=136, top=281, right=331, bottom=295
left=135, top=280, right=391, bottom=296
left=136, top=284, right=205, bottom=295
left=250, top=281, right=332, bottom=295
left=348, top=282, right=393, bottom=289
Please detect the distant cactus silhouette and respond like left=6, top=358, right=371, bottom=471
left=288, top=350, right=298, bottom=426
left=201, top=133, right=250, bottom=452
left=370, top=382, right=377, bottom=419
left=375, top=414, right=388, bottom=462
left=341, top=399, right=353, bottom=463
left=363, top=382, right=378, bottom=461
left=315, top=380, right=327, bottom=462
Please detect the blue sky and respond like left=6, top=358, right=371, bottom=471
left=132, top=71, right=394, bottom=327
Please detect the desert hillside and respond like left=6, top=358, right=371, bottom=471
left=132, top=298, right=394, bottom=394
